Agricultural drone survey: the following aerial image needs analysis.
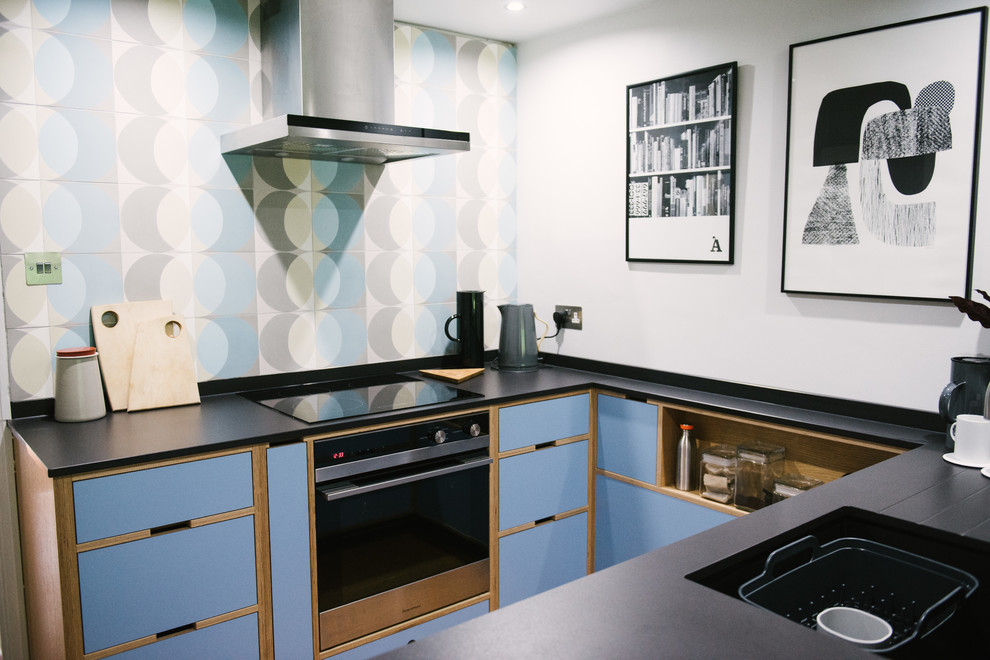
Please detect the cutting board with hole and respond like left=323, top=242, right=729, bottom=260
left=126, top=314, right=200, bottom=412
left=91, top=300, right=172, bottom=411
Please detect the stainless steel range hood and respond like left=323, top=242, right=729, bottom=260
left=221, top=0, right=469, bottom=165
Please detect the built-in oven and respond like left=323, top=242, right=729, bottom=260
left=313, top=409, right=492, bottom=651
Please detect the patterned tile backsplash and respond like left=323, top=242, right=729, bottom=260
left=0, top=0, right=517, bottom=401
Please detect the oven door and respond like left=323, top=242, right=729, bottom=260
left=314, top=450, right=491, bottom=650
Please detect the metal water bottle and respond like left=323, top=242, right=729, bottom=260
left=675, top=423, right=696, bottom=491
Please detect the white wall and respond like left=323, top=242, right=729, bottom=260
left=517, top=0, right=990, bottom=412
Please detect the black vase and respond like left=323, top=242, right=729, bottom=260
left=939, top=356, right=990, bottom=449
left=444, top=291, right=485, bottom=367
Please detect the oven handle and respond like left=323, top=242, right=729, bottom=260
left=317, top=454, right=493, bottom=502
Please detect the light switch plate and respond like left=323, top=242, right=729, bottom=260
left=25, top=252, right=62, bottom=286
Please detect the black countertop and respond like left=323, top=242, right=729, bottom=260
left=9, top=364, right=594, bottom=477
left=10, top=362, right=929, bottom=477
left=10, top=361, right=987, bottom=658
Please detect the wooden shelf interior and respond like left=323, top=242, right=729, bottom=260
left=658, top=404, right=906, bottom=496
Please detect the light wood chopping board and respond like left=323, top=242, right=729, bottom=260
left=126, top=314, right=200, bottom=412
left=91, top=300, right=172, bottom=410
left=419, top=367, right=485, bottom=383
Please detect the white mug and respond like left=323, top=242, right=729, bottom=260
left=950, top=414, right=990, bottom=466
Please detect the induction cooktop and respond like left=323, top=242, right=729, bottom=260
left=242, top=374, right=483, bottom=423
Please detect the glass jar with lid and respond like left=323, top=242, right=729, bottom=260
left=771, top=473, right=824, bottom=503
left=699, top=444, right=737, bottom=504
left=733, top=442, right=785, bottom=511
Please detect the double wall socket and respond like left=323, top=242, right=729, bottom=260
left=555, top=305, right=583, bottom=330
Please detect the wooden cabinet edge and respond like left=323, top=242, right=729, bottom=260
left=596, top=468, right=745, bottom=518
left=497, top=434, right=589, bottom=459
left=494, top=390, right=592, bottom=411
left=251, top=445, right=276, bottom=659
left=14, top=436, right=71, bottom=659
left=497, top=506, right=592, bottom=537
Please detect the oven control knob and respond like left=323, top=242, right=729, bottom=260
left=430, top=427, right=447, bottom=444
left=466, top=422, right=482, bottom=437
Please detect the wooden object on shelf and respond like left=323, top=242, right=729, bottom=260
left=419, top=368, right=485, bottom=383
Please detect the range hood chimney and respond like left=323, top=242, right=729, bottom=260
left=221, top=0, right=470, bottom=165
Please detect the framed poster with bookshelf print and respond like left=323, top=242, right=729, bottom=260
left=781, top=8, right=987, bottom=301
left=626, top=62, right=737, bottom=263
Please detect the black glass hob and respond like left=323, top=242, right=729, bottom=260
left=242, top=374, right=482, bottom=423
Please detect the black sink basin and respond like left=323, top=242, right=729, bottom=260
left=687, top=507, right=990, bottom=657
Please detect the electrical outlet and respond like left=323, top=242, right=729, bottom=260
left=25, top=252, right=62, bottom=286
left=554, top=305, right=583, bottom=330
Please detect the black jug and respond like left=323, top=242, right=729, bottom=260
left=939, top=356, right=990, bottom=449
left=444, top=291, right=485, bottom=367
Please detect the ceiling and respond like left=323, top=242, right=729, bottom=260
left=393, top=0, right=651, bottom=44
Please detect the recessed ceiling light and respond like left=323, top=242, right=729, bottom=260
left=505, top=1, right=526, bottom=11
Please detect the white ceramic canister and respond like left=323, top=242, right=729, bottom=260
left=54, top=347, right=107, bottom=423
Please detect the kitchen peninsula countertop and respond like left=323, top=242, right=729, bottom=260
left=10, top=361, right=987, bottom=658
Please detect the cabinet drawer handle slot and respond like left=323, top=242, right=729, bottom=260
left=157, top=622, right=195, bottom=639
left=534, top=515, right=556, bottom=526
left=534, top=441, right=557, bottom=450
left=149, top=520, right=192, bottom=536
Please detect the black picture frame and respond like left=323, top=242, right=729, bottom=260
left=626, top=62, right=737, bottom=263
left=781, top=8, right=987, bottom=301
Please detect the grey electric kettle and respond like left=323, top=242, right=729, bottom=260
left=495, top=303, right=539, bottom=371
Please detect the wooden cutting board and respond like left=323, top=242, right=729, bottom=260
left=91, top=300, right=172, bottom=410
left=419, top=367, right=485, bottom=383
left=126, top=314, right=200, bottom=412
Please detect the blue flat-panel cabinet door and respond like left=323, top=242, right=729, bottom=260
left=498, top=513, right=588, bottom=607
left=77, top=515, right=258, bottom=653
left=596, top=394, right=658, bottom=485
left=498, top=440, right=588, bottom=531
left=73, top=452, right=254, bottom=543
left=114, top=613, right=260, bottom=660
left=594, top=475, right=734, bottom=571
left=268, top=443, right=315, bottom=659
left=498, top=393, right=590, bottom=452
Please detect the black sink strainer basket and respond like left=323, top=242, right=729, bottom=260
left=738, top=535, right=979, bottom=653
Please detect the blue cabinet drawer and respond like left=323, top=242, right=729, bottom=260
left=596, top=394, right=658, bottom=485
left=113, top=613, right=260, bottom=660
left=334, top=601, right=489, bottom=660
left=77, top=515, right=258, bottom=654
left=498, top=513, right=588, bottom=607
left=498, top=440, right=588, bottom=531
left=498, top=393, right=589, bottom=452
left=73, top=452, right=254, bottom=543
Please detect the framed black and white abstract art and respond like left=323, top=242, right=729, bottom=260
left=627, top=62, right=737, bottom=263
left=781, top=8, right=987, bottom=300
